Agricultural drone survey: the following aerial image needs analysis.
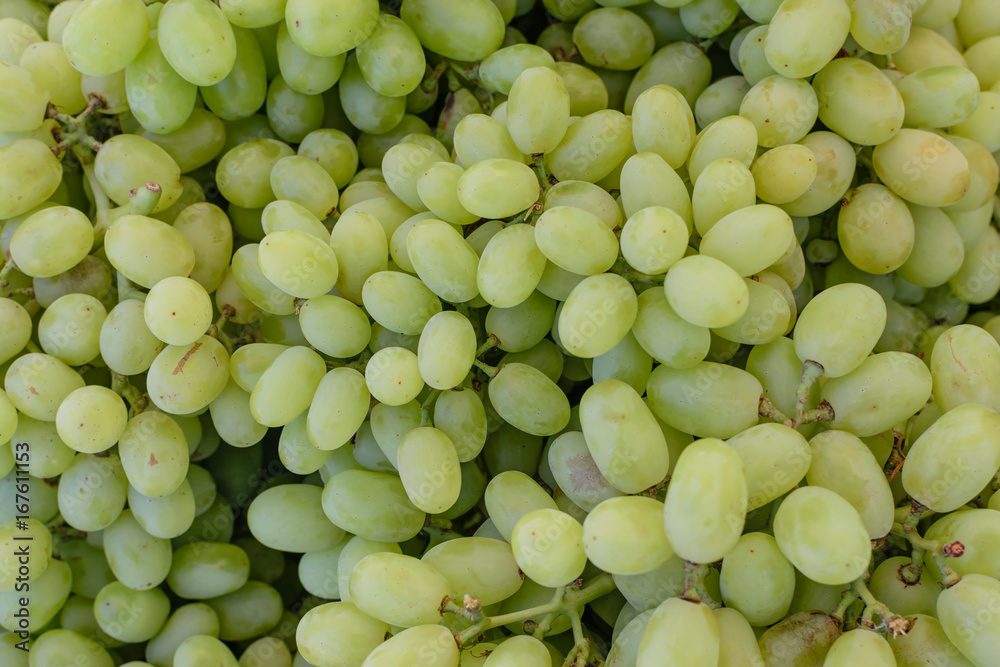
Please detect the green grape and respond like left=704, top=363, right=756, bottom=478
left=780, top=131, right=857, bottom=217
left=407, top=218, right=480, bottom=303
left=284, top=0, right=376, bottom=58
left=152, top=176, right=208, bottom=224
left=484, top=470, right=559, bottom=541
left=415, top=162, right=478, bottom=226
left=543, top=180, right=621, bottom=230
left=0, top=65, right=48, bottom=135
left=0, top=17, right=41, bottom=65
left=578, top=379, right=669, bottom=493
left=694, top=76, right=750, bottom=130
left=270, top=157, right=339, bottom=221
left=400, top=0, right=504, bottom=60
left=869, top=556, right=939, bottom=617
left=257, top=228, right=339, bottom=299
left=477, top=225, right=547, bottom=308
left=686, top=116, right=756, bottom=183
left=367, top=401, right=416, bottom=468
left=0, top=557, right=69, bottom=631
left=239, top=637, right=292, bottom=667
left=362, top=271, right=443, bottom=335
left=322, top=470, right=425, bottom=542
left=950, top=90, right=1000, bottom=154
left=931, top=325, right=1000, bottom=413
left=451, top=113, right=525, bottom=168
left=146, top=335, right=230, bottom=415
left=57, top=452, right=128, bottom=531
left=903, top=404, right=1000, bottom=512
left=663, top=255, right=748, bottom=329
left=117, top=410, right=189, bottom=497
left=249, top=346, right=325, bottom=431
left=0, top=139, right=62, bottom=219
left=728, top=423, right=809, bottom=511
left=265, top=74, right=324, bottom=143
left=764, top=0, right=850, bottom=78
left=824, top=628, right=896, bottom=667
left=479, top=44, right=554, bottom=96
left=624, top=39, right=711, bottom=110
left=646, top=361, right=761, bottom=439
left=415, top=311, right=475, bottom=390
left=170, top=203, right=232, bottom=293
left=297, top=128, right=358, bottom=188
left=210, top=379, right=267, bottom=448
left=483, top=421, right=544, bottom=478
left=218, top=0, right=284, bottom=27
left=534, top=206, right=618, bottom=276
left=894, top=207, right=966, bottom=290
left=261, top=200, right=328, bottom=241
left=348, top=551, right=450, bottom=627
left=35, top=292, right=104, bottom=366
left=928, top=509, right=1000, bottom=584
left=306, top=367, right=370, bottom=451
left=206, top=580, right=283, bottom=641
left=296, top=601, right=389, bottom=667
left=750, top=144, right=817, bottom=206
left=736, top=76, right=817, bottom=148
left=275, top=23, right=344, bottom=96
left=217, top=139, right=295, bottom=208
left=95, top=135, right=184, bottom=215
left=355, top=13, right=424, bottom=98
left=278, top=412, right=331, bottom=475
left=201, top=26, right=268, bottom=121
left=679, top=0, right=739, bottom=37
left=663, top=438, right=747, bottom=564
left=61, top=0, right=148, bottom=76
left=719, top=532, right=794, bottom=626
left=141, top=276, right=212, bottom=346
left=337, top=535, right=403, bottom=602
left=806, top=429, right=894, bottom=538
left=793, top=282, right=886, bottom=377
left=0, top=517, right=50, bottom=591
left=506, top=66, right=570, bottom=156
left=583, top=496, right=672, bottom=576
left=4, top=352, right=85, bottom=421
left=545, top=109, right=632, bottom=183
left=632, top=288, right=708, bottom=370
left=895, top=66, right=980, bottom=129
left=297, top=541, right=349, bottom=598
left=488, top=362, right=570, bottom=436
left=174, top=635, right=240, bottom=667
left=484, top=636, right=551, bottom=666
left=608, top=608, right=654, bottom=666
left=28, top=629, right=114, bottom=667
left=486, top=292, right=557, bottom=354
left=946, top=136, right=999, bottom=215
left=890, top=613, right=975, bottom=667
left=773, top=486, right=871, bottom=586
left=433, top=388, right=488, bottom=462
left=509, top=508, right=585, bottom=587
left=97, top=302, right=158, bottom=376
left=812, top=57, right=905, bottom=147
left=57, top=594, right=121, bottom=651
left=950, top=226, right=1000, bottom=304
left=31, top=255, right=111, bottom=311
left=173, top=493, right=235, bottom=546
left=547, top=430, right=620, bottom=511
left=383, top=142, right=439, bottom=212
left=457, top=158, right=539, bottom=220
left=619, top=152, right=691, bottom=225
left=338, top=55, right=405, bottom=135
left=157, top=0, right=236, bottom=86
left=364, top=347, right=422, bottom=407
left=636, top=597, right=719, bottom=667
left=167, top=543, right=249, bottom=600
left=329, top=210, right=389, bottom=303
left=421, top=537, right=522, bottom=606
left=836, top=183, right=915, bottom=275
left=102, top=509, right=171, bottom=592
left=11, top=415, right=75, bottom=478
left=362, top=623, right=460, bottom=667
left=558, top=273, right=637, bottom=358
left=572, top=7, right=653, bottom=70
left=18, top=41, right=83, bottom=114
left=185, top=464, right=216, bottom=517
left=105, top=215, right=198, bottom=289
left=820, top=351, right=932, bottom=437
left=125, top=37, right=196, bottom=135
left=712, top=276, right=792, bottom=346
left=0, top=298, right=31, bottom=366
left=592, top=330, right=652, bottom=395
left=128, top=479, right=195, bottom=539
left=619, top=207, right=688, bottom=276
left=737, top=25, right=777, bottom=87
left=297, top=296, right=369, bottom=359
left=699, top=204, right=795, bottom=277
left=850, top=0, right=911, bottom=54
left=873, top=129, right=971, bottom=208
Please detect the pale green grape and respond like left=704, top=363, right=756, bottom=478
left=229, top=344, right=287, bottom=393
left=765, top=0, right=850, bottom=78
left=727, top=423, right=810, bottom=511
left=382, top=142, right=438, bottom=212
left=217, top=139, right=295, bottom=208
left=160, top=205, right=229, bottom=294
left=276, top=22, right=344, bottom=96
left=307, top=367, right=370, bottom=450
left=126, top=37, right=197, bottom=135
left=664, top=438, right=747, bottom=564
left=210, top=380, right=267, bottom=448
left=926, top=510, right=1000, bottom=584
left=4, top=352, right=84, bottom=421
left=28, top=629, right=114, bottom=667
left=94, top=134, right=183, bottom=213
left=322, top=470, right=425, bottom=542
left=117, top=411, right=189, bottom=497
left=298, top=295, right=371, bottom=359
left=0, top=139, right=62, bottom=219
left=330, top=208, right=390, bottom=303
left=201, top=26, right=268, bottom=122
left=261, top=200, right=327, bottom=242
left=0, top=392, right=17, bottom=453
left=146, top=335, right=230, bottom=415
left=0, top=298, right=31, bottom=366
left=558, top=273, right=637, bottom=358
left=869, top=556, right=940, bottom=617
left=57, top=453, right=128, bottom=531
left=873, top=129, right=971, bottom=208
left=355, top=13, right=424, bottom=97
left=167, top=543, right=249, bottom=600
left=773, top=486, right=871, bottom=585
left=338, top=55, right=405, bottom=135
left=128, top=479, right=195, bottom=539
left=407, top=218, right=479, bottom=303
left=752, top=145, right=817, bottom=206
left=679, top=0, right=739, bottom=38
left=157, top=0, right=236, bottom=86
left=143, top=276, right=213, bottom=346
left=488, top=362, right=570, bottom=436
left=896, top=66, right=980, bottom=129
left=510, top=508, right=585, bottom=587
left=583, top=496, right=672, bottom=575
left=592, top=330, right=652, bottom=395
left=219, top=0, right=284, bottom=28
left=207, top=580, right=284, bottom=640
left=620, top=152, right=691, bottom=225
left=624, top=38, right=712, bottom=109
left=686, top=115, right=756, bottom=183
left=337, top=535, right=403, bottom=602
left=369, top=401, right=418, bottom=468
left=636, top=597, right=719, bottom=667
left=362, top=623, right=460, bottom=667
left=186, top=464, right=216, bottom=517
left=548, top=430, right=621, bottom=511
left=620, top=207, right=688, bottom=276
left=579, top=379, right=669, bottom=493
left=348, top=551, right=449, bottom=627
left=890, top=614, right=975, bottom=667
left=104, top=214, right=196, bottom=289
left=433, top=388, right=488, bottom=462
left=543, top=180, right=621, bottom=230
left=484, top=470, right=558, bottom=541
left=362, top=270, right=443, bottom=335
left=820, top=351, right=933, bottom=437
left=18, top=41, right=84, bottom=114
left=931, top=325, right=1000, bottom=413
left=483, top=636, right=551, bottom=666
left=266, top=74, right=324, bottom=143
left=0, top=557, right=68, bottom=632
left=483, top=421, right=545, bottom=478
left=270, top=157, right=339, bottom=221
left=694, top=76, right=750, bottom=130
left=11, top=415, right=75, bottom=478
left=248, top=484, right=345, bottom=554
left=0, top=18, right=41, bottom=67
left=573, top=7, right=653, bottom=70
left=401, top=0, right=504, bottom=61
left=737, top=75, right=817, bottom=147
left=850, top=0, right=911, bottom=54
left=477, top=224, right=547, bottom=308
left=239, top=637, right=292, bottom=667
left=174, top=636, right=240, bottom=667
left=738, top=25, right=777, bottom=86
left=903, top=404, right=1000, bottom=512
left=812, top=58, right=904, bottom=148
left=699, top=204, right=795, bottom=277
left=546, top=109, right=632, bottom=183
left=486, top=291, right=556, bottom=354
left=781, top=131, right=857, bottom=217
left=480, top=44, right=555, bottom=95
left=453, top=114, right=524, bottom=168
left=506, top=66, right=570, bottom=156
left=824, top=628, right=896, bottom=667
left=0, top=517, right=50, bottom=591
left=421, top=537, right=523, bottom=606
left=365, top=347, right=422, bottom=407
left=246, top=346, right=322, bottom=429
left=537, top=206, right=618, bottom=275
left=646, top=361, right=761, bottom=439
left=62, top=0, right=148, bottom=76
left=103, top=509, right=171, bottom=591
left=950, top=226, right=1000, bottom=304
left=298, top=128, right=358, bottom=188
left=793, top=283, right=886, bottom=377
left=894, top=206, right=964, bottom=289
left=946, top=136, right=999, bottom=215
left=37, top=293, right=105, bottom=366
left=258, top=228, right=341, bottom=296
left=31, top=255, right=111, bottom=311
left=296, top=602, right=389, bottom=667
left=457, top=158, right=539, bottom=219
left=837, top=183, right=914, bottom=274
left=285, top=0, right=377, bottom=58
left=664, top=255, right=748, bottom=329
left=297, top=540, right=349, bottom=598
left=0, top=63, right=47, bottom=133
left=278, top=413, right=331, bottom=475
left=950, top=90, right=1000, bottom=154
left=417, top=311, right=476, bottom=390
left=415, top=162, right=478, bottom=226
left=632, top=287, right=709, bottom=370
left=712, top=277, right=791, bottom=346
left=719, top=532, right=794, bottom=626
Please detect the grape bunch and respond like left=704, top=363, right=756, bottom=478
left=1, top=0, right=1000, bottom=665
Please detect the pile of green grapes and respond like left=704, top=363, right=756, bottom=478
left=2, top=0, right=1000, bottom=664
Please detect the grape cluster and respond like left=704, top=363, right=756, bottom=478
left=1, top=0, right=1000, bottom=665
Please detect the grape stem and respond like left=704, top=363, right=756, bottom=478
left=476, top=334, right=501, bottom=358
left=504, top=201, right=543, bottom=226
left=794, top=360, right=825, bottom=424
left=890, top=520, right=963, bottom=588
left=208, top=305, right=236, bottom=354
left=681, top=561, right=721, bottom=609
left=831, top=585, right=860, bottom=622
left=530, top=153, right=557, bottom=192
left=796, top=400, right=835, bottom=425
left=758, top=396, right=794, bottom=427
left=851, top=577, right=911, bottom=637
left=111, top=372, right=149, bottom=416
left=420, top=390, right=442, bottom=427
left=0, top=256, right=16, bottom=297
left=448, top=573, right=616, bottom=648
left=565, top=608, right=592, bottom=667
left=473, top=359, right=500, bottom=379
left=531, top=587, right=567, bottom=640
